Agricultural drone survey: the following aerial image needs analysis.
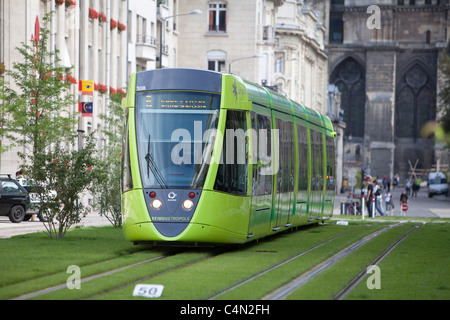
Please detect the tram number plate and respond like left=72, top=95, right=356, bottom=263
left=133, top=284, right=164, bottom=298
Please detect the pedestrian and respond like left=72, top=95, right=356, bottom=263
left=406, top=180, right=411, bottom=196
left=365, top=176, right=374, bottom=218
left=393, top=173, right=399, bottom=188
left=400, top=190, right=408, bottom=217
left=373, top=180, right=385, bottom=217
left=400, top=190, right=408, bottom=206
left=412, top=179, right=420, bottom=197
left=385, top=190, right=394, bottom=215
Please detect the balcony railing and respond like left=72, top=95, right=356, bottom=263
left=136, top=35, right=157, bottom=47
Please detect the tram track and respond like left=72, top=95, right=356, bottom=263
left=7, top=221, right=427, bottom=300
left=262, top=223, right=407, bottom=300
left=333, top=222, right=426, bottom=300
left=208, top=225, right=363, bottom=300
left=11, top=254, right=172, bottom=300
left=10, top=247, right=201, bottom=300
left=87, top=248, right=228, bottom=300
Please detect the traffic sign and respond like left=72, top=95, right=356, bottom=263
left=402, top=204, right=408, bottom=212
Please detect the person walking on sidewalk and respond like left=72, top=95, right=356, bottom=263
left=400, top=190, right=408, bottom=206
left=373, top=180, right=385, bottom=217
left=385, top=190, right=394, bottom=215
left=365, top=176, right=374, bottom=218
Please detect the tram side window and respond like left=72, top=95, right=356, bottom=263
left=277, top=120, right=295, bottom=193
left=297, top=124, right=308, bottom=192
left=326, top=136, right=336, bottom=192
left=311, top=130, right=323, bottom=192
left=121, top=109, right=133, bottom=192
left=251, top=113, right=273, bottom=196
left=214, top=111, right=248, bottom=195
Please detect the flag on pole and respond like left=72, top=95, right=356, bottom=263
left=79, top=80, right=94, bottom=96
left=79, top=102, right=93, bottom=117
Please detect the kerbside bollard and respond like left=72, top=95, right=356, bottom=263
left=362, top=195, right=365, bottom=220
left=372, top=196, right=375, bottom=219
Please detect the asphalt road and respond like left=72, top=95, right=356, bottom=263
left=1, top=187, right=448, bottom=239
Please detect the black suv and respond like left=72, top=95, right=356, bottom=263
left=0, top=175, right=31, bottom=223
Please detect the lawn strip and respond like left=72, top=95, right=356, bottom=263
left=345, top=223, right=450, bottom=300
left=33, top=249, right=216, bottom=300
left=98, top=223, right=384, bottom=300
left=0, top=227, right=135, bottom=287
left=216, top=224, right=387, bottom=300
left=285, top=223, right=420, bottom=300
left=0, top=227, right=171, bottom=300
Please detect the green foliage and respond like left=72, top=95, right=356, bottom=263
left=435, top=52, right=450, bottom=147
left=34, top=137, right=97, bottom=239
left=0, top=12, right=96, bottom=238
left=89, top=92, right=125, bottom=228
left=0, top=13, right=76, bottom=156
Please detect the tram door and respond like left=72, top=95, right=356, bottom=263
left=273, top=119, right=295, bottom=230
left=249, top=113, right=273, bottom=238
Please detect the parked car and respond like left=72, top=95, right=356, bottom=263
left=428, top=172, right=449, bottom=198
left=16, top=178, right=56, bottom=222
left=0, top=175, right=31, bottom=223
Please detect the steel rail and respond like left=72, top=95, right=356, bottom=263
left=262, top=223, right=404, bottom=300
left=209, top=226, right=363, bottom=300
left=334, top=222, right=425, bottom=300
left=12, top=255, right=170, bottom=300
left=87, top=249, right=228, bottom=300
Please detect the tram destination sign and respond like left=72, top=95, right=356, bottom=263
left=144, top=94, right=209, bottom=109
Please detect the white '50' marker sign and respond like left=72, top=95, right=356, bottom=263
left=133, top=284, right=164, bottom=298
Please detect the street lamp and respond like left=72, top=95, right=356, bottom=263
left=159, top=9, right=202, bottom=68
left=228, top=54, right=264, bottom=74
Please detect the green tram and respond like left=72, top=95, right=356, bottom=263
left=121, top=69, right=336, bottom=245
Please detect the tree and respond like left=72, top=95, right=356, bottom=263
left=38, top=138, right=97, bottom=238
left=0, top=12, right=96, bottom=238
left=437, top=51, right=450, bottom=147
left=89, top=93, right=124, bottom=228
left=0, top=14, right=76, bottom=157
left=423, top=50, right=450, bottom=147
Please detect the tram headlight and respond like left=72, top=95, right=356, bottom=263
left=182, top=199, right=194, bottom=211
left=151, top=199, right=163, bottom=210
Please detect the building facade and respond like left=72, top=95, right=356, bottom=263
left=1, top=0, right=339, bottom=192
left=177, top=0, right=330, bottom=115
left=128, top=0, right=158, bottom=73
left=328, top=0, right=449, bottom=185
left=0, top=0, right=128, bottom=175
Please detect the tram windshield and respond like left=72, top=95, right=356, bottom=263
left=135, top=91, right=221, bottom=189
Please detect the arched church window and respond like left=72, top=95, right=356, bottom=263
left=331, top=57, right=366, bottom=138
left=396, top=63, right=436, bottom=140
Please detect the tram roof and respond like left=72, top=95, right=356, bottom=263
left=243, top=78, right=326, bottom=129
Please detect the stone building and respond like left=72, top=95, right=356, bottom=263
left=0, top=0, right=128, bottom=175
left=1, top=0, right=339, bottom=192
left=177, top=0, right=330, bottom=115
left=328, top=0, right=449, bottom=184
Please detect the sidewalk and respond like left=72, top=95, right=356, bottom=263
left=0, top=212, right=112, bottom=239
left=334, top=186, right=450, bottom=218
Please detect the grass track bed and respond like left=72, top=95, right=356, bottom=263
left=97, top=223, right=386, bottom=300
left=345, top=223, right=450, bottom=300
left=216, top=223, right=387, bottom=300
left=35, top=250, right=217, bottom=300
left=1, top=221, right=448, bottom=300
left=285, top=222, right=421, bottom=300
